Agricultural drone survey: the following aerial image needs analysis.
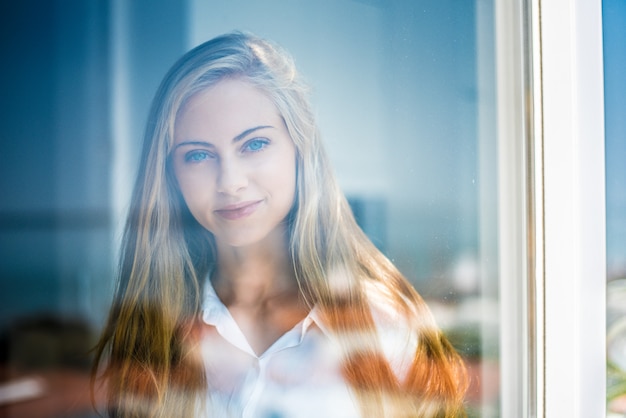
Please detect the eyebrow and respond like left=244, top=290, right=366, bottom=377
left=173, top=125, right=274, bottom=151
left=234, top=125, right=273, bottom=142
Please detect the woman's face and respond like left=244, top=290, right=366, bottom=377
left=172, top=78, right=297, bottom=248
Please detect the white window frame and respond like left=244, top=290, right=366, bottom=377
left=498, top=0, right=606, bottom=417
left=541, top=0, right=606, bottom=416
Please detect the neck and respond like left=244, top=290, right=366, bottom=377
left=212, top=228, right=298, bottom=307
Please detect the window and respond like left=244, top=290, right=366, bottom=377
left=0, top=1, right=608, bottom=416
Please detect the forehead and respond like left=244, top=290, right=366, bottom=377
left=173, top=78, right=282, bottom=144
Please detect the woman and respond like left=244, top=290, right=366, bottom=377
left=93, top=32, right=468, bottom=417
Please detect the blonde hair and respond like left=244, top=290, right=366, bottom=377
left=93, top=32, right=467, bottom=417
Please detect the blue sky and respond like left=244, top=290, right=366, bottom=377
left=604, top=0, right=626, bottom=278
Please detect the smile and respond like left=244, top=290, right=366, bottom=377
left=214, top=200, right=263, bottom=220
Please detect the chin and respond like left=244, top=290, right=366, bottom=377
left=214, top=224, right=287, bottom=250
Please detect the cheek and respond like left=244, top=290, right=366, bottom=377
left=175, top=172, right=215, bottom=215
left=264, top=153, right=297, bottom=200
left=276, top=168, right=297, bottom=214
left=285, top=164, right=297, bottom=200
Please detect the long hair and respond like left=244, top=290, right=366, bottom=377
left=92, top=32, right=467, bottom=417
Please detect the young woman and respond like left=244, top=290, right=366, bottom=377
left=93, top=32, right=468, bottom=417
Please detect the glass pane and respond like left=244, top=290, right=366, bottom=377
left=0, top=1, right=504, bottom=416
left=604, top=0, right=626, bottom=416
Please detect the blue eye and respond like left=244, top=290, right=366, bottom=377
left=184, top=150, right=213, bottom=163
left=244, top=138, right=269, bottom=153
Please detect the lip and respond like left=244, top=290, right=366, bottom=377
left=214, top=200, right=263, bottom=220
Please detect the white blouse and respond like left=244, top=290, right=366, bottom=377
left=199, top=281, right=417, bottom=418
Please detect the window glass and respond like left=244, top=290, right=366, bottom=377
left=604, top=0, right=626, bottom=415
left=0, top=1, right=504, bottom=416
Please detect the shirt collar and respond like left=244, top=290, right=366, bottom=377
left=201, top=279, right=330, bottom=357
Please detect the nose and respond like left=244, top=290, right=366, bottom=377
left=216, top=157, right=248, bottom=195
